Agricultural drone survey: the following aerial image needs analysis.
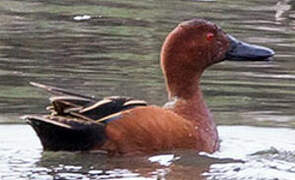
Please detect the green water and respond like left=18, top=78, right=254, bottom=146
left=0, top=0, right=295, bottom=179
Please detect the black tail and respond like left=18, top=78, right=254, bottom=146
left=23, top=115, right=106, bottom=151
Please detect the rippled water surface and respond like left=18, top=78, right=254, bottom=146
left=0, top=0, right=295, bottom=179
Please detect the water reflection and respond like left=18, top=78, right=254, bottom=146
left=206, top=126, right=295, bottom=179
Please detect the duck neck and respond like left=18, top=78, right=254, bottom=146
left=162, top=57, right=211, bottom=125
left=167, top=79, right=212, bottom=125
left=164, top=77, right=219, bottom=152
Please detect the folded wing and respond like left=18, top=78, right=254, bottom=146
left=23, top=82, right=147, bottom=151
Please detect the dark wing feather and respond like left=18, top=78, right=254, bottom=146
left=49, top=96, right=93, bottom=115
left=78, top=96, right=147, bottom=121
left=28, top=82, right=148, bottom=122
left=23, top=82, right=148, bottom=151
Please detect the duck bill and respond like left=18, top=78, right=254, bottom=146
left=225, top=35, right=275, bottom=61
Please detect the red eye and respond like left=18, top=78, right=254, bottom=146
left=206, top=33, right=214, bottom=41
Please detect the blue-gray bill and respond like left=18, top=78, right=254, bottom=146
left=225, top=35, right=275, bottom=61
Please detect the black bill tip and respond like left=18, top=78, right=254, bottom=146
left=225, top=35, right=275, bottom=61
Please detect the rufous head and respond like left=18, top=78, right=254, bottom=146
left=161, top=19, right=274, bottom=99
left=161, top=19, right=229, bottom=74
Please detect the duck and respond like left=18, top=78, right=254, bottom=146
left=22, top=19, right=274, bottom=156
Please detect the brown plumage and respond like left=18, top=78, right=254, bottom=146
left=101, top=106, right=202, bottom=155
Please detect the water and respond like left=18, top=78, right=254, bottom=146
left=1, top=125, right=295, bottom=179
left=0, top=0, right=295, bottom=179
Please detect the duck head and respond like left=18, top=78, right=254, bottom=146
left=161, top=19, right=274, bottom=99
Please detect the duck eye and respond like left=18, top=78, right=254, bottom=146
left=206, top=33, right=214, bottom=41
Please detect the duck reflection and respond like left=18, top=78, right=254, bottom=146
left=35, top=150, right=239, bottom=179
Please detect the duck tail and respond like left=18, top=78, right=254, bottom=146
left=22, top=115, right=107, bottom=151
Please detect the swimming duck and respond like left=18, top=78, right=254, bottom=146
left=23, top=19, right=274, bottom=155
